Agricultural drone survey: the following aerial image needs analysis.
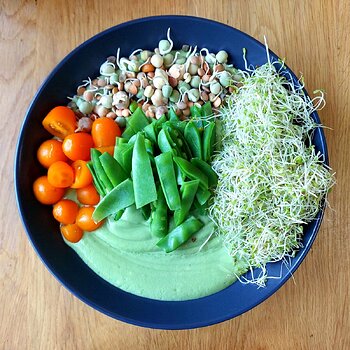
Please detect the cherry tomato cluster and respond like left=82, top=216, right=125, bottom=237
left=33, top=106, right=122, bottom=242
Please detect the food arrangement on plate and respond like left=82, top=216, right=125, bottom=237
left=30, top=28, right=334, bottom=301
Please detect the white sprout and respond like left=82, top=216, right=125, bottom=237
left=138, top=57, right=151, bottom=70
left=185, top=46, right=193, bottom=58
left=185, top=45, right=197, bottom=72
left=116, top=48, right=122, bottom=70
left=161, top=27, right=174, bottom=55
left=168, top=51, right=180, bottom=66
left=129, top=48, right=142, bottom=57
left=208, top=53, right=335, bottom=287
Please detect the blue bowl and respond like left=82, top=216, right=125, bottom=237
left=15, top=15, right=328, bottom=329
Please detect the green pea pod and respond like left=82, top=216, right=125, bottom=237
left=132, top=133, right=157, bottom=209
left=202, top=122, right=216, bottom=162
left=153, top=114, right=167, bottom=132
left=193, top=198, right=207, bottom=216
left=150, top=186, right=168, bottom=238
left=116, top=137, right=127, bottom=146
left=127, top=107, right=149, bottom=132
left=169, top=120, right=186, bottom=134
left=174, top=180, right=199, bottom=226
left=190, top=105, right=204, bottom=130
left=163, top=121, right=192, bottom=159
left=128, top=133, right=138, bottom=145
left=155, top=152, right=181, bottom=211
left=140, top=204, right=151, bottom=221
left=195, top=186, right=211, bottom=205
left=156, top=216, right=204, bottom=253
left=190, top=105, right=202, bottom=118
left=93, top=178, right=135, bottom=222
left=184, top=121, right=202, bottom=159
left=121, top=124, right=136, bottom=140
left=175, top=163, right=185, bottom=186
left=129, top=100, right=138, bottom=113
left=99, top=152, right=127, bottom=187
left=144, top=138, right=154, bottom=156
left=168, top=107, right=179, bottom=121
left=114, top=210, right=124, bottom=221
left=144, top=123, right=157, bottom=143
left=114, top=143, right=133, bottom=175
left=173, top=156, right=208, bottom=190
left=190, top=157, right=218, bottom=187
left=157, top=128, right=177, bottom=155
left=201, top=101, right=213, bottom=117
left=91, top=148, right=114, bottom=192
left=86, top=162, right=106, bottom=197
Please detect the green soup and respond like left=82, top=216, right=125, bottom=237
left=66, top=206, right=237, bottom=301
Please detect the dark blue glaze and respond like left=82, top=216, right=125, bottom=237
left=14, top=15, right=329, bottom=330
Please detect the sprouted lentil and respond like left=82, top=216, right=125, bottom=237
left=67, top=29, right=239, bottom=126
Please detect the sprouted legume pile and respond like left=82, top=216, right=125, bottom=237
left=32, top=29, right=334, bottom=287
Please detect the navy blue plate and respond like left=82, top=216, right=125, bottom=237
left=15, top=16, right=328, bottom=329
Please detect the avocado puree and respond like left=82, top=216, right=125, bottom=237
left=66, top=206, right=236, bottom=301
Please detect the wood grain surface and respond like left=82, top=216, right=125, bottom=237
left=1, top=0, right=349, bottom=349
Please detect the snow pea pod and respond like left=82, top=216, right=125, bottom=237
left=156, top=216, right=204, bottom=253
left=173, top=156, right=208, bottom=189
left=116, top=137, right=127, bottom=146
left=150, top=186, right=168, bottom=238
left=132, top=133, right=157, bottom=209
left=168, top=107, right=179, bottom=121
left=201, top=101, right=213, bottom=117
left=190, top=105, right=203, bottom=130
left=99, top=152, right=127, bottom=187
left=144, top=138, right=154, bottom=156
left=190, top=157, right=218, bottom=187
left=157, top=128, right=177, bottom=155
left=184, top=121, right=202, bottom=159
left=155, top=152, right=181, bottom=211
left=190, top=105, right=202, bottom=118
left=113, top=210, right=124, bottom=221
left=86, top=161, right=106, bottom=197
left=127, top=107, right=149, bottom=132
left=168, top=119, right=186, bottom=134
left=114, top=143, right=133, bottom=175
left=140, top=204, right=151, bottom=221
left=174, top=180, right=199, bottom=226
left=163, top=122, right=192, bottom=159
left=91, top=148, right=114, bottom=192
left=195, top=186, right=211, bottom=205
left=152, top=114, right=167, bottom=133
left=121, top=124, right=136, bottom=140
left=93, top=178, right=135, bottom=222
left=144, top=123, right=157, bottom=143
left=202, top=122, right=216, bottom=162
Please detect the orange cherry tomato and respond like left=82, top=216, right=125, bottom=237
left=52, top=199, right=79, bottom=224
left=37, top=139, right=68, bottom=168
left=76, top=184, right=100, bottom=205
left=42, top=106, right=77, bottom=139
left=62, top=132, right=94, bottom=161
left=91, top=117, right=121, bottom=147
left=76, top=206, right=103, bottom=232
left=95, top=145, right=115, bottom=156
left=47, top=161, right=74, bottom=188
left=33, top=175, right=65, bottom=205
left=60, top=223, right=84, bottom=243
left=70, top=160, right=93, bottom=189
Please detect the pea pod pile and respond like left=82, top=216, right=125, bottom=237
left=88, top=103, right=217, bottom=252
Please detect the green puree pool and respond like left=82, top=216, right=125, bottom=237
left=66, top=206, right=237, bottom=301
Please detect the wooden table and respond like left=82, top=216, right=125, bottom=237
left=1, top=1, right=349, bottom=349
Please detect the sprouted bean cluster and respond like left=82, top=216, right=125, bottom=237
left=67, top=29, right=240, bottom=131
left=208, top=53, right=335, bottom=287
